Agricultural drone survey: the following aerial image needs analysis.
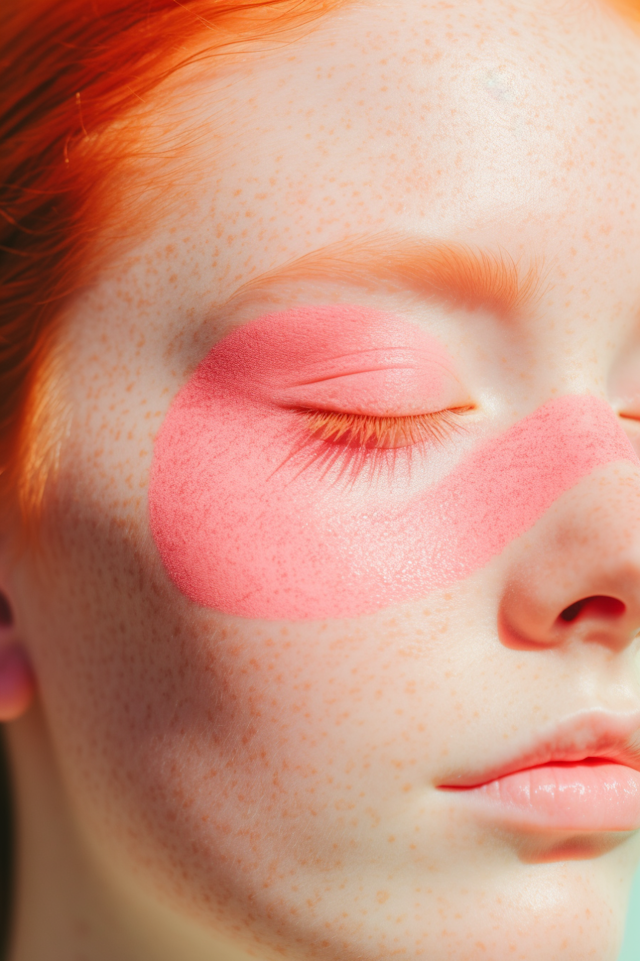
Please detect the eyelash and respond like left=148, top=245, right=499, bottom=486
left=285, top=406, right=471, bottom=484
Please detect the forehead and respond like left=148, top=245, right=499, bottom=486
left=85, top=0, right=640, bottom=351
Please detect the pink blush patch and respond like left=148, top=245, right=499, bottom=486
left=149, top=306, right=639, bottom=620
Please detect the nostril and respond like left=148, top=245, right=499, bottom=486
left=559, top=599, right=587, bottom=622
left=0, top=595, right=12, bottom=627
left=559, top=595, right=626, bottom=623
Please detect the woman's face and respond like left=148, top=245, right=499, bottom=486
left=11, top=0, right=640, bottom=958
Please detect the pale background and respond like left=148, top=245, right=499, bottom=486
left=619, top=868, right=640, bottom=960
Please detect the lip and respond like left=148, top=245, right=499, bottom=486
left=438, top=710, right=640, bottom=831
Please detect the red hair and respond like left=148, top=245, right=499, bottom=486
left=1, top=0, right=639, bottom=533
left=0, top=0, right=346, bottom=532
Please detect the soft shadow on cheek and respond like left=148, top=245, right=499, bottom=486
left=149, top=306, right=639, bottom=620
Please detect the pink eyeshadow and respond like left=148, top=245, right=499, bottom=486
left=149, top=305, right=639, bottom=620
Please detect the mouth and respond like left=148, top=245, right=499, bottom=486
left=437, top=710, right=640, bottom=832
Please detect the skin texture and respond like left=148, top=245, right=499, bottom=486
left=5, top=0, right=640, bottom=959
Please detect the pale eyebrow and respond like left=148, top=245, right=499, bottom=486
left=607, top=0, right=640, bottom=28
left=222, top=234, right=545, bottom=318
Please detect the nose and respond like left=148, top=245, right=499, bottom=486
left=499, top=461, right=640, bottom=652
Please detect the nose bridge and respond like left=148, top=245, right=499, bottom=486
left=499, top=460, right=640, bottom=649
left=438, top=393, right=638, bottom=584
left=550, top=462, right=640, bottom=586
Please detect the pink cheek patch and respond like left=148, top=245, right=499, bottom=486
left=149, top=306, right=639, bottom=620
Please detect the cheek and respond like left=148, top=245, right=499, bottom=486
left=149, top=370, right=638, bottom=621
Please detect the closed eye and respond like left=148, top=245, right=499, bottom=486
left=303, top=406, right=473, bottom=449
left=283, top=405, right=474, bottom=485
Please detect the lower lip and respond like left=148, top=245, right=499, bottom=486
left=442, top=761, right=640, bottom=831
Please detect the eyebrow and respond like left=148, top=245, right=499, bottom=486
left=224, top=234, right=545, bottom=317
left=607, top=0, right=640, bottom=28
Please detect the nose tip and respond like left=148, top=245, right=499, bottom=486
left=498, top=461, right=640, bottom=652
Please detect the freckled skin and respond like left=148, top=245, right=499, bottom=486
left=6, top=2, right=640, bottom=960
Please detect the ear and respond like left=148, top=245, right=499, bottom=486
left=0, top=593, right=34, bottom=722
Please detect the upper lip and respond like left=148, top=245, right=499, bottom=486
left=438, top=709, right=640, bottom=789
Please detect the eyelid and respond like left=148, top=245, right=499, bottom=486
left=274, top=366, right=471, bottom=419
